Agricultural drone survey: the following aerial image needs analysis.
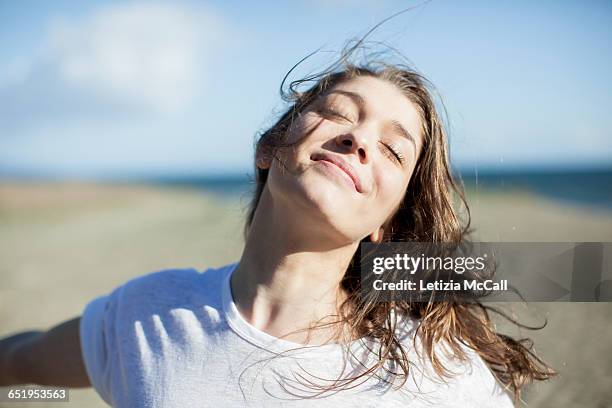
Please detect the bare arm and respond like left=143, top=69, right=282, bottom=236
left=0, top=317, right=90, bottom=387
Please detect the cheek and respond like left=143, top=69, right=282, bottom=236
left=285, top=113, right=325, bottom=145
left=370, top=169, right=409, bottom=219
left=277, top=116, right=328, bottom=168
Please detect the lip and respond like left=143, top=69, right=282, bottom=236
left=311, top=152, right=363, bottom=193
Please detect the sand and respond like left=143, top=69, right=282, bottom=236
left=1, top=181, right=611, bottom=407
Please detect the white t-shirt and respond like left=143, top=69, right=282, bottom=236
left=79, top=262, right=514, bottom=407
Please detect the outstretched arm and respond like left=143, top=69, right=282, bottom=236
left=0, top=317, right=90, bottom=387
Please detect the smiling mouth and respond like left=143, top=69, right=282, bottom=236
left=310, top=153, right=362, bottom=193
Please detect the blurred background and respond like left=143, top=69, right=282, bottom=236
left=1, top=1, right=611, bottom=407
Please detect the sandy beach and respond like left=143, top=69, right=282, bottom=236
left=1, top=181, right=611, bottom=407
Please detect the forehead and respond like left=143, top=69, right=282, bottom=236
left=323, top=75, right=423, bottom=145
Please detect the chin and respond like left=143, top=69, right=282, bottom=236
left=269, top=166, right=359, bottom=230
left=302, top=180, right=343, bottom=210
left=311, top=187, right=364, bottom=226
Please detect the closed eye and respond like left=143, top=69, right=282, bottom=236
left=379, top=141, right=405, bottom=165
left=317, top=107, right=354, bottom=122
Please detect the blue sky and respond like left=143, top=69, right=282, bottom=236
left=0, top=0, right=610, bottom=178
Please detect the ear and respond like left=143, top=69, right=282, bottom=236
left=369, top=227, right=385, bottom=243
left=255, top=143, right=273, bottom=170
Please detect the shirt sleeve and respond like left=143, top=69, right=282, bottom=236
left=79, top=293, right=116, bottom=406
left=78, top=268, right=201, bottom=406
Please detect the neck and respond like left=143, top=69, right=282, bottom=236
left=231, top=186, right=359, bottom=345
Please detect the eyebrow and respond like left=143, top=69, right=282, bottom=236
left=327, top=90, right=418, bottom=150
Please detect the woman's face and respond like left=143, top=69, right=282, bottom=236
left=263, top=75, right=424, bottom=244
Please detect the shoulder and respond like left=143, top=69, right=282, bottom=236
left=79, top=263, right=237, bottom=405
left=113, top=263, right=234, bottom=306
left=444, top=345, right=514, bottom=407
left=119, top=267, right=201, bottom=295
left=83, top=263, right=236, bottom=324
left=393, top=316, right=514, bottom=407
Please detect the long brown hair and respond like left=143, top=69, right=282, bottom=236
left=242, top=45, right=555, bottom=402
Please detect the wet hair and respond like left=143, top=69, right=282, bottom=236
left=242, top=15, right=555, bottom=402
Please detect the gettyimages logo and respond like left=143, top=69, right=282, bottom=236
left=360, top=242, right=612, bottom=302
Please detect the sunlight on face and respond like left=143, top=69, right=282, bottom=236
left=267, top=75, right=424, bottom=243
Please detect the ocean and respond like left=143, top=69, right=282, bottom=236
left=459, top=168, right=612, bottom=211
left=148, top=167, right=612, bottom=212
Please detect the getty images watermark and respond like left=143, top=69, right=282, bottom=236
left=360, top=242, right=612, bottom=302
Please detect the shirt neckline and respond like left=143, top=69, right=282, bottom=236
left=221, top=262, right=367, bottom=355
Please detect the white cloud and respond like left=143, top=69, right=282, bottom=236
left=45, top=3, right=220, bottom=113
left=0, top=2, right=228, bottom=128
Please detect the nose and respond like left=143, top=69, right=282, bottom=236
left=335, top=133, right=369, bottom=163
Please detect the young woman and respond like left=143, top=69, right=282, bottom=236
left=0, top=51, right=554, bottom=407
